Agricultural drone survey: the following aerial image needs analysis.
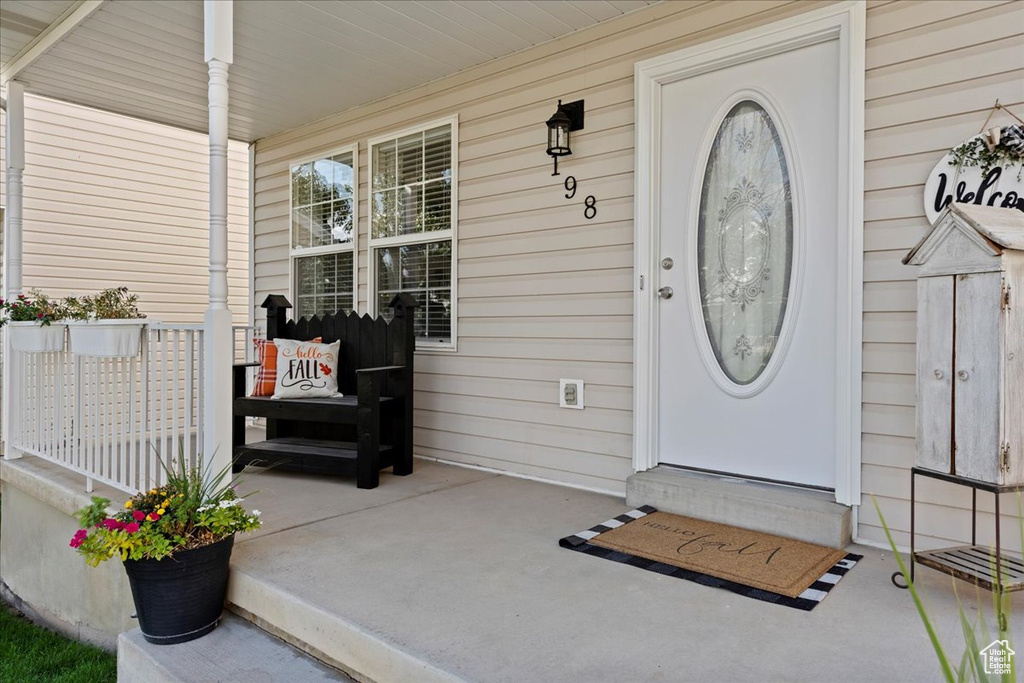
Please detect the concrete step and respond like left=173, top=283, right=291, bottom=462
left=626, top=466, right=852, bottom=547
left=227, top=570, right=459, bottom=683
left=117, top=613, right=351, bottom=683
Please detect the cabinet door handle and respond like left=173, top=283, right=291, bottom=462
left=957, top=370, right=969, bottom=381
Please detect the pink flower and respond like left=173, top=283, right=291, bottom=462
left=36, top=313, right=44, bottom=319
left=147, top=512, right=160, bottom=522
left=125, top=522, right=140, bottom=534
left=69, top=529, right=88, bottom=548
left=132, top=510, right=146, bottom=521
left=102, top=518, right=124, bottom=531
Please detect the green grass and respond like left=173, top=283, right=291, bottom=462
left=0, top=606, right=116, bottom=683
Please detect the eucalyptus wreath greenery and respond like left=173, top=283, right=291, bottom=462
left=948, top=124, right=1024, bottom=180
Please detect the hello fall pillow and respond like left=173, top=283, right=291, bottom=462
left=272, top=338, right=342, bottom=399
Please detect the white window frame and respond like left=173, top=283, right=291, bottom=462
left=287, top=144, right=359, bottom=320
left=367, top=115, right=459, bottom=351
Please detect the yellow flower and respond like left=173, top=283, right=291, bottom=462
left=157, top=508, right=166, bottom=515
left=124, top=500, right=133, bottom=508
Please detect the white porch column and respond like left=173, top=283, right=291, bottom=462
left=202, top=0, right=233, bottom=478
left=2, top=81, right=26, bottom=460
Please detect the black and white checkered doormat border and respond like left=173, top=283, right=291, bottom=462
left=559, top=506, right=862, bottom=611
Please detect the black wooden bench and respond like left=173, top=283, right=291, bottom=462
left=232, top=293, right=416, bottom=489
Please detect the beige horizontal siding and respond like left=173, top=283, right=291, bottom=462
left=10, top=95, right=250, bottom=326
left=1, top=98, right=249, bottom=448
left=252, top=0, right=835, bottom=494
left=860, top=0, right=1024, bottom=551
left=252, top=0, right=1024, bottom=545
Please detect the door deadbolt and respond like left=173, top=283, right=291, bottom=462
left=658, top=287, right=673, bottom=300
left=661, top=257, right=674, bottom=270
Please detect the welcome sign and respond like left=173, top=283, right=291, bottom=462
left=924, top=129, right=1024, bottom=225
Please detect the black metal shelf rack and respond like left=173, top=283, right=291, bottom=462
left=891, top=467, right=1024, bottom=594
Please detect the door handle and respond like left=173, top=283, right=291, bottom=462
left=658, top=286, right=673, bottom=300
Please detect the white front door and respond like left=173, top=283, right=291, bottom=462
left=655, top=36, right=842, bottom=488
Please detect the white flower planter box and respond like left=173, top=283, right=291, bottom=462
left=7, top=321, right=67, bottom=353
left=67, top=319, right=146, bottom=358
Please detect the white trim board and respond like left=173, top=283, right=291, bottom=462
left=248, top=142, right=256, bottom=327
left=631, top=2, right=865, bottom=506
left=414, top=453, right=624, bottom=500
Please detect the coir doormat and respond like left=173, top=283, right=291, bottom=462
left=559, top=507, right=861, bottom=611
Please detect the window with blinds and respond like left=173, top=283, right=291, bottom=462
left=369, top=119, right=457, bottom=348
left=289, top=147, right=357, bottom=320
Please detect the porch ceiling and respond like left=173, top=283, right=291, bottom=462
left=0, top=0, right=659, bottom=143
left=0, top=0, right=78, bottom=66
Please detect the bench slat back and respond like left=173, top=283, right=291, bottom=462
left=262, top=294, right=417, bottom=395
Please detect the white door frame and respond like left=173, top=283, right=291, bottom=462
left=632, top=2, right=865, bottom=506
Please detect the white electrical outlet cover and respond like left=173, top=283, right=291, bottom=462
left=559, top=379, right=584, bottom=409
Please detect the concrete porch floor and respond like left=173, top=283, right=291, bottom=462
left=228, top=459, right=1023, bottom=683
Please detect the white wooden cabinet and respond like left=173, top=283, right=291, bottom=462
left=904, top=203, right=1024, bottom=486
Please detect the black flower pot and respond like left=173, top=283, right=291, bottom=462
left=122, top=534, right=234, bottom=645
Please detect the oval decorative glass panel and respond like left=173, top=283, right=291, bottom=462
left=697, top=100, right=793, bottom=386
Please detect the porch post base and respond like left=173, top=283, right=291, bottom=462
left=203, top=308, right=234, bottom=479
left=2, top=446, right=25, bottom=461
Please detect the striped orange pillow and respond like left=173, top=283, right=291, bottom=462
left=251, top=337, right=321, bottom=397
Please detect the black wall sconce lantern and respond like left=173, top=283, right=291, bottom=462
left=545, top=99, right=584, bottom=176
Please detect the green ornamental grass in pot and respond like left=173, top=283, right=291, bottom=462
left=70, top=459, right=261, bottom=644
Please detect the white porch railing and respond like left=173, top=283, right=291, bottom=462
left=8, top=322, right=266, bottom=494
left=9, top=324, right=205, bottom=494
left=233, top=323, right=264, bottom=398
